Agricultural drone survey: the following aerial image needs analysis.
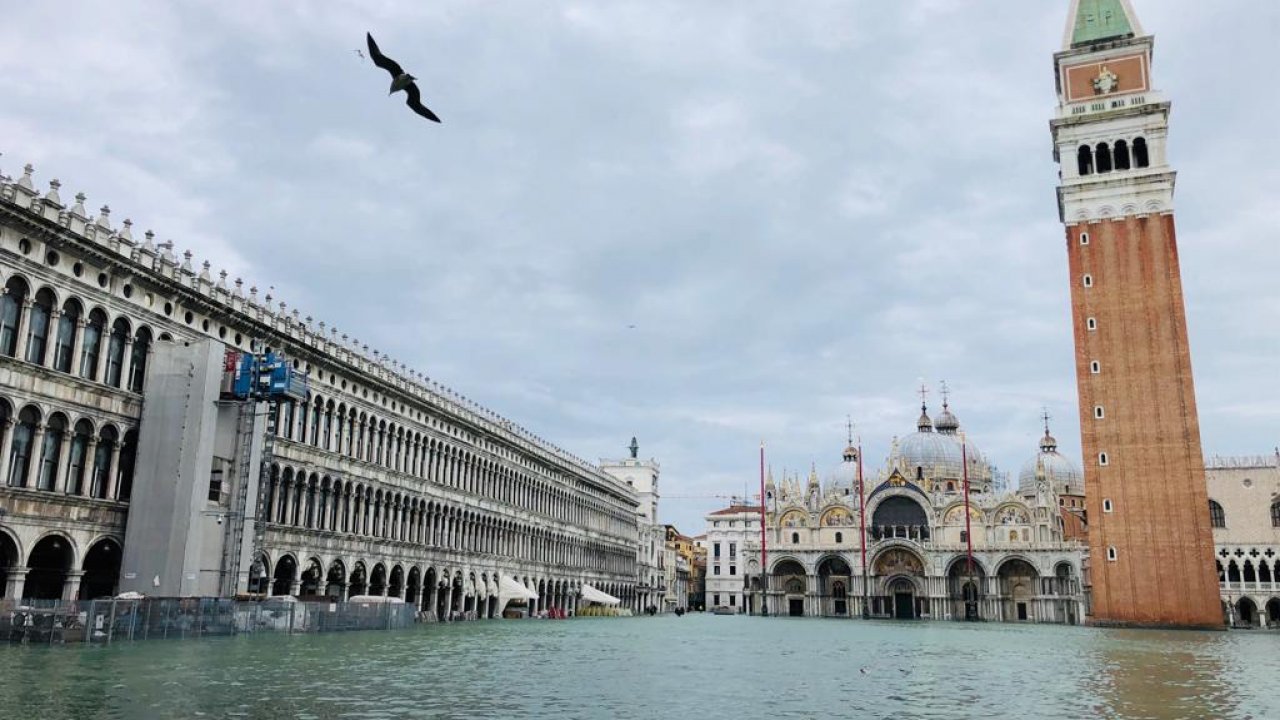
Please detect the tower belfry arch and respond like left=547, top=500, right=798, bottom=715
left=1050, top=0, right=1221, bottom=628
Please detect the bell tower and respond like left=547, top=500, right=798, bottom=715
left=1050, top=0, right=1221, bottom=628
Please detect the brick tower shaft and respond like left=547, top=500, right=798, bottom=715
left=1050, top=0, right=1222, bottom=628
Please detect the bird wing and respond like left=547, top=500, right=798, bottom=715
left=403, top=83, right=441, bottom=123
left=366, top=32, right=403, bottom=78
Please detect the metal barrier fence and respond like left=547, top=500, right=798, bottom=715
left=0, top=597, right=417, bottom=646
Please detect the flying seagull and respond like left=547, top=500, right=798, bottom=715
left=365, top=32, right=441, bottom=123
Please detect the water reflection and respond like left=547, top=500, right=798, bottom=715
left=1086, top=630, right=1241, bottom=719
left=0, top=616, right=1275, bottom=720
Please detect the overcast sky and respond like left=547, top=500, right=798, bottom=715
left=2, top=1, right=1277, bottom=533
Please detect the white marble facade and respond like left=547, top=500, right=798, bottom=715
left=742, top=401, right=1087, bottom=624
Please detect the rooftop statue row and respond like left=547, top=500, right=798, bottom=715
left=0, top=156, right=603, bottom=478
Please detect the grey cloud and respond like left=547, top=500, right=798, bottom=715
left=1, top=1, right=1275, bottom=532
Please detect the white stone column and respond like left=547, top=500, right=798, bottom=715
left=62, top=570, right=85, bottom=602
left=53, top=431, right=72, bottom=493
left=14, top=299, right=33, bottom=360
left=119, top=338, right=135, bottom=390
left=80, top=438, right=97, bottom=496
left=104, top=441, right=122, bottom=500
left=5, top=567, right=29, bottom=600
left=0, top=418, right=15, bottom=487
left=69, top=319, right=86, bottom=376
left=37, top=309, right=60, bottom=366
left=23, top=423, right=46, bottom=489
left=344, top=491, right=354, bottom=533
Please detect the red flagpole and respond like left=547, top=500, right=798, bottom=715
left=758, top=441, right=768, bottom=616
left=857, top=438, right=868, bottom=619
left=961, top=434, right=976, bottom=620
left=962, top=438, right=974, bottom=573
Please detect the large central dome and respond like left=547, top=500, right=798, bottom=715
left=895, top=402, right=986, bottom=481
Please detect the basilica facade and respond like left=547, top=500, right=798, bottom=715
left=0, top=160, right=640, bottom=617
left=743, top=400, right=1087, bottom=624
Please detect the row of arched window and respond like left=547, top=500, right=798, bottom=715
left=1, top=275, right=154, bottom=393
left=260, top=464, right=632, bottom=575
left=0, top=397, right=137, bottom=501
left=1076, top=137, right=1150, bottom=176
left=1218, top=557, right=1280, bottom=585
left=274, top=393, right=633, bottom=539
left=1208, top=499, right=1280, bottom=529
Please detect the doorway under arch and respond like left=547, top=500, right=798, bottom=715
left=272, top=555, right=298, bottom=596
left=771, top=559, right=807, bottom=617
left=0, top=531, right=19, bottom=599
left=998, top=559, right=1039, bottom=622
left=1236, top=597, right=1258, bottom=628
left=80, top=537, right=122, bottom=600
left=888, top=577, right=917, bottom=619
left=348, top=562, right=368, bottom=597
left=26, top=535, right=72, bottom=600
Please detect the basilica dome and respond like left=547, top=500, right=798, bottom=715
left=826, top=445, right=860, bottom=489
left=1017, top=429, right=1083, bottom=496
left=895, top=404, right=986, bottom=480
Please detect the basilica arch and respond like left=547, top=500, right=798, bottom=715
left=946, top=556, right=987, bottom=621
left=996, top=557, right=1040, bottom=622
left=871, top=546, right=926, bottom=620
left=869, top=494, right=931, bottom=543
left=769, top=558, right=808, bottom=617
left=815, top=555, right=852, bottom=616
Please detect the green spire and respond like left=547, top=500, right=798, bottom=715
left=1070, top=0, right=1136, bottom=47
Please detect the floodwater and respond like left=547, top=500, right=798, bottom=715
left=0, top=615, right=1276, bottom=719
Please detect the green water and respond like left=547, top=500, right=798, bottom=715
left=0, top=615, right=1275, bottom=719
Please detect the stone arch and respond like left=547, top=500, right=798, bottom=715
left=1236, top=596, right=1259, bottom=628
left=369, top=562, right=387, bottom=596
left=25, top=286, right=57, bottom=365
left=249, top=551, right=271, bottom=594
left=79, top=306, right=108, bottom=381
left=104, top=316, right=132, bottom=388
left=389, top=564, right=405, bottom=598
left=1265, top=597, right=1280, bottom=626
left=0, top=527, right=23, bottom=599
left=25, top=532, right=74, bottom=599
left=946, top=554, right=985, bottom=620
left=80, top=535, right=123, bottom=600
left=128, top=326, right=152, bottom=392
left=997, top=557, right=1040, bottom=622
left=770, top=556, right=808, bottom=611
left=7, top=404, right=42, bottom=488
left=406, top=566, right=421, bottom=605
left=0, top=275, right=31, bottom=357
left=272, top=553, right=299, bottom=596
left=349, top=560, right=368, bottom=596
left=325, top=559, right=347, bottom=598
left=424, top=566, right=438, bottom=613
left=299, top=556, right=325, bottom=596
left=870, top=495, right=930, bottom=542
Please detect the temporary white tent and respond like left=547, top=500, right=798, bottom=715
left=498, top=575, right=539, bottom=601
left=579, top=584, right=621, bottom=606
